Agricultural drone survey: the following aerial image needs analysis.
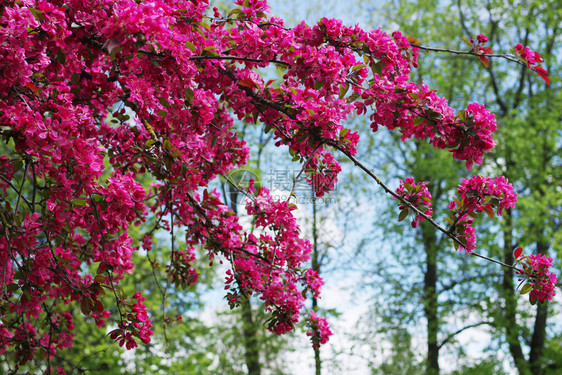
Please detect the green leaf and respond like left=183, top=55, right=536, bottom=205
left=12, top=159, right=23, bottom=173
left=6, top=283, right=19, bottom=293
left=163, top=139, right=173, bottom=152
left=159, top=96, right=171, bottom=108
left=157, top=110, right=167, bottom=117
left=339, top=83, right=350, bottom=99
left=73, top=199, right=87, bottom=206
left=109, top=47, right=122, bottom=61
left=185, top=87, right=194, bottom=104
left=352, top=64, right=366, bottom=72
left=184, top=41, right=197, bottom=52
left=313, top=80, right=324, bottom=90
left=228, top=8, right=242, bottom=17
left=398, top=208, right=409, bottom=222
left=520, top=283, right=532, bottom=295
left=29, top=8, right=44, bottom=22
left=371, top=61, right=382, bottom=76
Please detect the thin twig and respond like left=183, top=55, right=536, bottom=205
left=286, top=142, right=324, bottom=202
left=417, top=45, right=524, bottom=66
left=189, top=55, right=291, bottom=67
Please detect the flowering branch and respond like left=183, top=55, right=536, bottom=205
left=333, top=145, right=517, bottom=270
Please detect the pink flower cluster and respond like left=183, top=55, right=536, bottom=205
left=527, top=255, right=558, bottom=303
left=0, top=0, right=546, bottom=366
left=240, top=187, right=325, bottom=335
left=515, top=43, right=543, bottom=67
left=452, top=103, right=497, bottom=170
left=307, top=310, right=333, bottom=349
left=515, top=251, right=558, bottom=304
left=448, top=175, right=517, bottom=252
left=514, top=43, right=549, bottom=85
left=109, top=292, right=153, bottom=350
left=456, top=175, right=517, bottom=216
left=395, top=177, right=433, bottom=228
left=476, top=34, right=488, bottom=43
left=306, top=152, right=342, bottom=197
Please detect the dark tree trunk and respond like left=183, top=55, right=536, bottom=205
left=228, top=189, right=262, bottom=375
left=422, top=223, right=439, bottom=375
left=311, top=193, right=321, bottom=375
left=241, top=299, right=261, bottom=375
left=529, top=241, right=549, bottom=375
left=501, top=212, right=530, bottom=374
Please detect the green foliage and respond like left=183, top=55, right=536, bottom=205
left=358, top=0, right=561, bottom=373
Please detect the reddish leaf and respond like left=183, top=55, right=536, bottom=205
left=533, top=66, right=550, bottom=86
left=514, top=247, right=523, bottom=259
left=407, top=36, right=420, bottom=46
left=482, top=204, right=495, bottom=218
left=80, top=298, right=92, bottom=316
left=238, top=79, right=259, bottom=89
left=479, top=47, right=493, bottom=55
left=93, top=300, right=104, bottom=314
left=25, top=81, right=38, bottom=93
left=478, top=55, right=489, bottom=68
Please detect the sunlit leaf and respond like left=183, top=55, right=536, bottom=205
left=520, top=283, right=532, bottom=295
left=478, top=55, right=489, bottom=68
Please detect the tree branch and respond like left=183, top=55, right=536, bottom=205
left=438, top=321, right=493, bottom=349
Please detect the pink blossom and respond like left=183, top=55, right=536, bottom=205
left=394, top=177, right=433, bottom=228
left=307, top=311, right=333, bottom=349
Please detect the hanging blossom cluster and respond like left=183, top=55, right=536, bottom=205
left=109, top=292, right=153, bottom=350
left=307, top=310, right=333, bottom=349
left=514, top=43, right=550, bottom=85
left=0, top=0, right=555, bottom=369
left=514, top=248, right=557, bottom=304
left=394, top=177, right=432, bottom=228
left=447, top=175, right=517, bottom=253
left=240, top=183, right=319, bottom=334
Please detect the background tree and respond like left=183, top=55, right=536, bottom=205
left=356, top=0, right=561, bottom=373
left=0, top=1, right=556, bottom=374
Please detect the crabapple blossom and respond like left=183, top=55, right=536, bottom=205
left=0, top=0, right=556, bottom=368
left=394, top=177, right=433, bottom=228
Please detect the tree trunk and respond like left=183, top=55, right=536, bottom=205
left=311, top=193, right=321, bottom=375
left=241, top=299, right=262, bottom=375
left=529, top=241, right=549, bottom=375
left=501, top=212, right=530, bottom=375
left=422, top=223, right=439, bottom=375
